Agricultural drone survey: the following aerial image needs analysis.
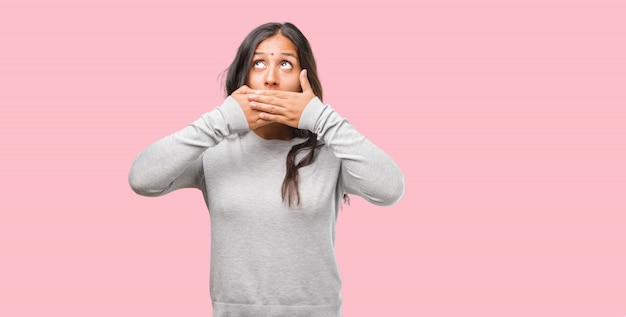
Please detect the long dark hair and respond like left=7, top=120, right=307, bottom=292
left=224, top=22, right=323, bottom=206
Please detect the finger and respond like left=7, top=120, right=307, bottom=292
left=300, top=69, right=312, bottom=93
left=249, top=116, right=273, bottom=130
left=248, top=94, right=284, bottom=106
left=250, top=101, right=284, bottom=115
left=248, top=89, right=284, bottom=97
left=258, top=112, right=280, bottom=122
left=234, top=85, right=251, bottom=94
left=258, top=112, right=296, bottom=128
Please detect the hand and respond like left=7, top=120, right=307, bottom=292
left=247, top=69, right=316, bottom=128
left=230, top=85, right=272, bottom=130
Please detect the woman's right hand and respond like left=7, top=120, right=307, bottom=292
left=230, top=85, right=270, bottom=130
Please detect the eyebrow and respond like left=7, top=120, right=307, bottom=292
left=254, top=51, right=297, bottom=58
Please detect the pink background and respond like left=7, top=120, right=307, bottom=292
left=1, top=0, right=624, bottom=316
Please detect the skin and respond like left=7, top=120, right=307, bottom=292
left=229, top=34, right=316, bottom=140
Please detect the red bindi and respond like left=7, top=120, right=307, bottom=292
left=270, top=52, right=274, bottom=56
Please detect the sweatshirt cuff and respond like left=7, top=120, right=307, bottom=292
left=298, top=97, right=325, bottom=132
left=220, top=96, right=250, bottom=133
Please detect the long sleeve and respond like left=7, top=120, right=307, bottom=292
left=298, top=97, right=405, bottom=206
left=128, top=96, right=249, bottom=197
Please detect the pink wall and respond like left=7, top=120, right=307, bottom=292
left=1, top=0, right=624, bottom=316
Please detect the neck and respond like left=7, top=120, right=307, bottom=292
left=253, top=123, right=293, bottom=140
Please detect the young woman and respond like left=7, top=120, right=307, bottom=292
left=129, top=22, right=404, bottom=317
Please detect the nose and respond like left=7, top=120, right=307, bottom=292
left=264, top=67, right=278, bottom=88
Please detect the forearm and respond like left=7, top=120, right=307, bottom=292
left=299, top=98, right=405, bottom=205
left=128, top=97, right=249, bottom=196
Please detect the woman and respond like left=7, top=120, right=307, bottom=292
left=129, top=22, right=404, bottom=317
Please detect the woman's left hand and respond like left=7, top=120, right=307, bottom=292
left=247, top=69, right=316, bottom=128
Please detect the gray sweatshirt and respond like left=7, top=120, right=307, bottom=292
left=129, top=96, right=404, bottom=316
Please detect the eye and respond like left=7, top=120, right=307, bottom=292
left=253, top=60, right=266, bottom=69
left=280, top=61, right=293, bottom=69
